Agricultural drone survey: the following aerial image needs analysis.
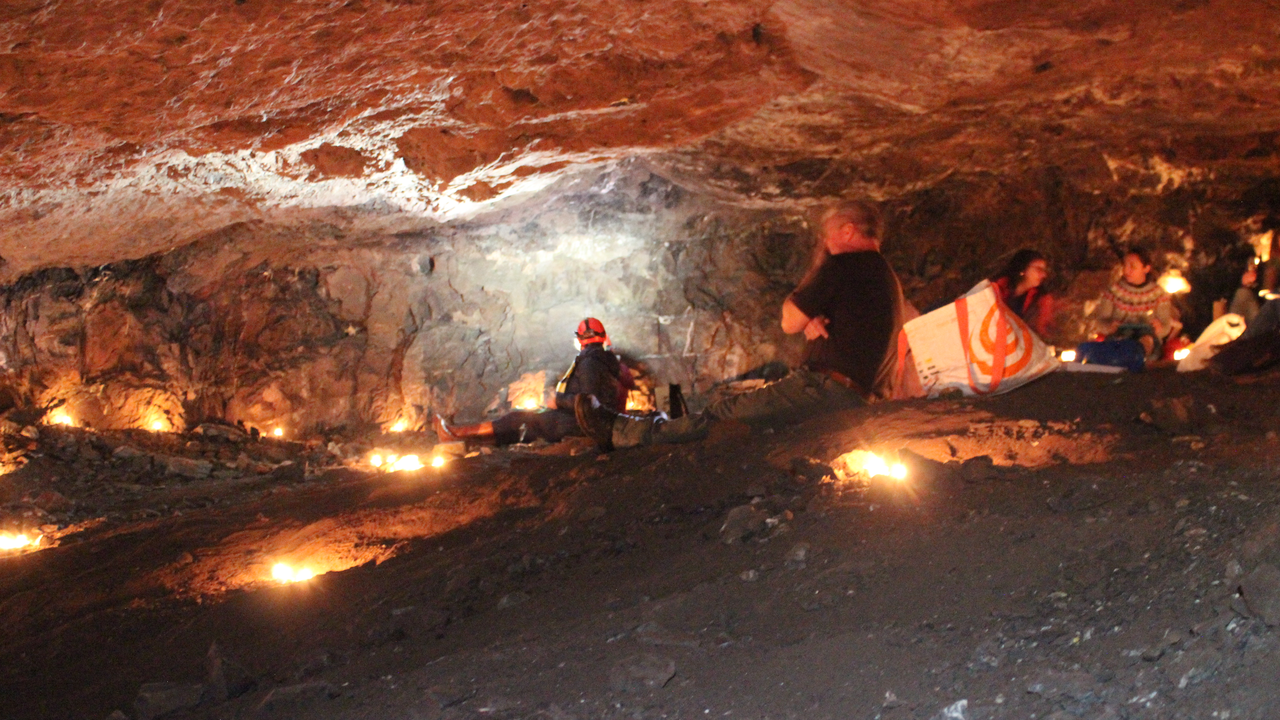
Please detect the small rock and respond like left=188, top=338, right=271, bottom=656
left=19, top=425, right=38, bottom=440
left=105, top=711, right=129, bottom=720
left=608, top=653, right=675, bottom=692
left=739, top=569, right=759, bottom=582
left=204, top=641, right=255, bottom=703
left=113, top=445, right=148, bottom=460
left=580, top=506, right=606, bottom=521
left=256, top=682, right=333, bottom=713
left=720, top=505, right=767, bottom=544
left=789, top=456, right=835, bottom=482
left=634, top=621, right=701, bottom=649
left=133, top=682, right=204, bottom=720
left=785, top=542, right=810, bottom=569
left=960, top=455, right=997, bottom=483
left=1142, top=396, right=1204, bottom=434
left=1161, top=644, right=1221, bottom=688
left=743, top=482, right=766, bottom=498
left=192, top=423, right=247, bottom=442
left=31, top=490, right=70, bottom=513
left=1240, top=563, right=1280, bottom=626
left=268, top=461, right=305, bottom=483
left=157, top=455, right=213, bottom=479
left=929, top=699, right=968, bottom=720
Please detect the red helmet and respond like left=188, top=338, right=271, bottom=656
left=575, top=317, right=608, bottom=344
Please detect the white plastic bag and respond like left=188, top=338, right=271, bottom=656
left=1177, top=313, right=1245, bottom=372
left=902, top=280, right=1058, bottom=397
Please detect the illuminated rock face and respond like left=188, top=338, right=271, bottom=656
left=0, top=166, right=813, bottom=429
left=0, top=1, right=1279, bottom=422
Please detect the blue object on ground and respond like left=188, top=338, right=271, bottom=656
left=1074, top=340, right=1145, bottom=373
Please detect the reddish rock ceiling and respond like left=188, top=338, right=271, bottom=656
left=1, top=0, right=1279, bottom=276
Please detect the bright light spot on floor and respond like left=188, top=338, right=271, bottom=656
left=833, top=450, right=909, bottom=482
left=390, top=455, right=424, bottom=472
left=271, top=562, right=315, bottom=584
left=0, top=533, right=39, bottom=551
left=1059, top=349, right=1077, bottom=362
left=1173, top=348, right=1191, bottom=361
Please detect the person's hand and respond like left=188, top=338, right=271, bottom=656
left=803, top=315, right=830, bottom=341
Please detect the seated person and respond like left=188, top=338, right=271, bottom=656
left=574, top=200, right=904, bottom=451
left=1229, top=260, right=1262, bottom=325
left=1090, top=246, right=1177, bottom=361
left=990, top=249, right=1054, bottom=337
left=434, top=318, right=634, bottom=445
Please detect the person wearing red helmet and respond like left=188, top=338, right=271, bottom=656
left=434, top=317, right=634, bottom=445
left=576, top=200, right=904, bottom=450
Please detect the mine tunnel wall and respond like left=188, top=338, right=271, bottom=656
left=0, top=166, right=1275, bottom=433
left=0, top=170, right=816, bottom=433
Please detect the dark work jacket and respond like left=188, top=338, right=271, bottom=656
left=554, top=344, right=630, bottom=413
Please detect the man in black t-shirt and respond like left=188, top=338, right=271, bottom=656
left=576, top=201, right=905, bottom=450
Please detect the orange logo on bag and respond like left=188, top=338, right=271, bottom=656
left=972, top=303, right=1033, bottom=377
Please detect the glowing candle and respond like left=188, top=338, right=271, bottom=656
left=1059, top=349, right=1077, bottom=362
left=271, top=562, right=315, bottom=583
left=431, top=455, right=445, bottom=468
left=370, top=454, right=383, bottom=468
left=390, top=420, right=408, bottom=433
left=273, top=427, right=284, bottom=438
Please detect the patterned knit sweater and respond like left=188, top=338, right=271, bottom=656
left=1093, top=279, right=1174, bottom=354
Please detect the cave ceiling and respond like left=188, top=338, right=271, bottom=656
left=1, top=0, right=1280, bottom=278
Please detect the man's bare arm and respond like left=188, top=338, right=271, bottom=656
left=780, top=297, right=810, bottom=334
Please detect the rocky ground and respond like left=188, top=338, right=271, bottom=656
left=3, top=367, right=1280, bottom=720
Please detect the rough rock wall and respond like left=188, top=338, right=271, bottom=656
left=0, top=165, right=812, bottom=432
left=2, top=161, right=1276, bottom=433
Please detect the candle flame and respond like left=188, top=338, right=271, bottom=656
left=390, top=420, right=408, bottom=433
left=834, top=450, right=910, bottom=482
left=370, top=454, right=383, bottom=467
left=49, top=412, right=73, bottom=426
left=151, top=420, right=165, bottom=431
left=272, top=427, right=284, bottom=437
left=431, top=455, right=446, bottom=468
left=518, top=398, right=539, bottom=410
left=1059, top=349, right=1077, bottom=362
left=0, top=533, right=38, bottom=551
left=389, top=455, right=424, bottom=472
left=1173, top=348, right=1191, bottom=361
left=1157, top=270, right=1191, bottom=294
left=271, top=562, right=315, bottom=583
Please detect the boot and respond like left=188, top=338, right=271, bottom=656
left=574, top=394, right=617, bottom=451
left=433, top=415, right=495, bottom=443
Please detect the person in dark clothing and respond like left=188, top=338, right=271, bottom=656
left=434, top=318, right=634, bottom=445
left=990, top=249, right=1054, bottom=337
left=575, top=200, right=905, bottom=450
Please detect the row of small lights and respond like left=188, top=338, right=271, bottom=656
left=1058, top=347, right=1191, bottom=363
left=48, top=410, right=286, bottom=437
